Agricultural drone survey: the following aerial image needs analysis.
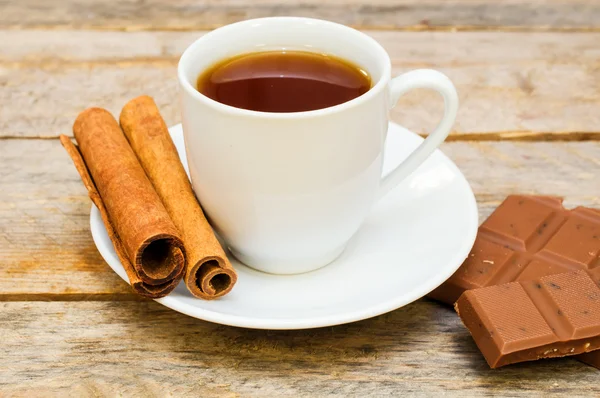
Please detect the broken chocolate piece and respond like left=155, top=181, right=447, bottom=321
left=455, top=270, right=600, bottom=368
left=428, top=195, right=600, bottom=369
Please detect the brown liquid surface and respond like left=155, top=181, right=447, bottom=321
left=197, top=51, right=371, bottom=113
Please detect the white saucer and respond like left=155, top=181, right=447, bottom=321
left=90, top=122, right=478, bottom=329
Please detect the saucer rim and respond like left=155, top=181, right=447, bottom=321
left=90, top=121, right=478, bottom=329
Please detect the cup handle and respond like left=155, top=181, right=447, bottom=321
left=379, top=69, right=459, bottom=198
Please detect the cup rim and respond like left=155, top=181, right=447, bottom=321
left=177, top=17, right=391, bottom=119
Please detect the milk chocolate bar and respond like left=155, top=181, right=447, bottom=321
left=429, top=196, right=600, bottom=304
left=456, top=269, right=600, bottom=368
left=429, top=195, right=600, bottom=368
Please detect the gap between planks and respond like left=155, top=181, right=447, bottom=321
left=6, top=25, right=600, bottom=33
left=3, top=133, right=600, bottom=143
left=0, top=293, right=147, bottom=302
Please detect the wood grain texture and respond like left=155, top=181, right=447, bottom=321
left=0, top=139, right=133, bottom=299
left=2, top=30, right=600, bottom=139
left=3, top=1, right=600, bottom=395
left=1, top=300, right=599, bottom=397
left=1, top=139, right=598, bottom=300
left=2, top=0, right=600, bottom=31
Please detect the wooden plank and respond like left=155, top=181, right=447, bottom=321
left=0, top=139, right=133, bottom=299
left=2, top=30, right=600, bottom=139
left=1, top=300, right=599, bottom=396
left=2, top=0, right=600, bottom=31
left=1, top=139, right=598, bottom=300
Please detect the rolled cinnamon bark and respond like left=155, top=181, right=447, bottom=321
left=120, top=96, right=237, bottom=300
left=61, top=107, right=185, bottom=298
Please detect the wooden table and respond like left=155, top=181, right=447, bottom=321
left=2, top=1, right=600, bottom=396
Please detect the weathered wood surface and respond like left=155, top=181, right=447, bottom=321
left=0, top=139, right=134, bottom=300
left=1, top=300, right=599, bottom=397
left=2, top=0, right=600, bottom=31
left=2, top=31, right=600, bottom=139
left=2, top=1, right=600, bottom=395
left=1, top=139, right=598, bottom=300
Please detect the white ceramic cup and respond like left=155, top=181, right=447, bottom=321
left=178, top=17, right=458, bottom=274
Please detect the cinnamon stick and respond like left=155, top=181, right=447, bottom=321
left=120, top=96, right=237, bottom=300
left=61, top=108, right=186, bottom=298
